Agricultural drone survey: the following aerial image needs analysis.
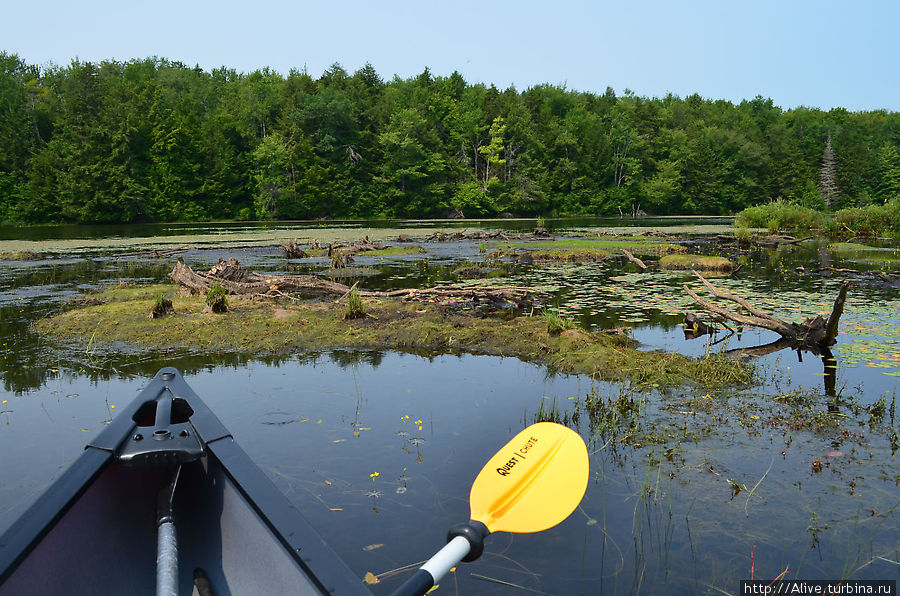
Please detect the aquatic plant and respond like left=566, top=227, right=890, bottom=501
left=583, top=384, right=644, bottom=444
left=533, top=395, right=579, bottom=426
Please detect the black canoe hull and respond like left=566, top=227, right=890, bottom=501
left=0, top=368, right=370, bottom=595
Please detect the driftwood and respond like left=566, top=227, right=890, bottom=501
left=169, top=259, right=543, bottom=309
left=622, top=249, right=648, bottom=271
left=423, top=230, right=511, bottom=242
left=684, top=271, right=850, bottom=349
left=716, top=234, right=814, bottom=248
left=279, top=240, right=308, bottom=259
left=330, top=236, right=392, bottom=256
left=170, top=259, right=351, bottom=297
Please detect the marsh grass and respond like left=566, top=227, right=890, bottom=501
left=736, top=198, right=900, bottom=238
left=831, top=198, right=900, bottom=238
left=36, top=284, right=755, bottom=390
left=344, top=289, right=366, bottom=320
left=533, top=395, right=579, bottom=426
left=583, top=384, right=644, bottom=444
left=734, top=199, right=827, bottom=233
left=543, top=309, right=577, bottom=335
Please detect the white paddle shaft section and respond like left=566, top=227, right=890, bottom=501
left=421, top=536, right=471, bottom=583
left=156, top=520, right=178, bottom=596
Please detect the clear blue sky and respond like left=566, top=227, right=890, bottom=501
left=3, top=0, right=899, bottom=112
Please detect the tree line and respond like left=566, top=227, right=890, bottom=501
left=1, top=52, right=899, bottom=224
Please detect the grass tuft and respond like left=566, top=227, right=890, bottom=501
left=205, top=283, right=228, bottom=313
left=543, top=309, right=577, bottom=335
left=148, top=293, right=174, bottom=319
left=343, top=289, right=366, bottom=320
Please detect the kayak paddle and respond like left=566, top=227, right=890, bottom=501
left=390, top=421, right=589, bottom=596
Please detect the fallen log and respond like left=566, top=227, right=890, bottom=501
left=683, top=271, right=850, bottom=349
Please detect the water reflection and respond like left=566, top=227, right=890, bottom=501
left=1, top=220, right=899, bottom=594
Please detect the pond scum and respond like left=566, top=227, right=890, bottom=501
left=36, top=283, right=752, bottom=390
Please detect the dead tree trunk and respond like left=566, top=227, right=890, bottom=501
left=684, top=271, right=850, bottom=349
left=169, top=259, right=351, bottom=297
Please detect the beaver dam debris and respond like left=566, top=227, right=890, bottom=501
left=170, top=258, right=545, bottom=311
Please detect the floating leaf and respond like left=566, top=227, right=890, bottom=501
left=363, top=543, right=384, bottom=551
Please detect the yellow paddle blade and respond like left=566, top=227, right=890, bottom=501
left=469, top=422, right=588, bottom=534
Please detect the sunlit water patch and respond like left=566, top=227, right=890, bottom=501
left=2, top=354, right=897, bottom=595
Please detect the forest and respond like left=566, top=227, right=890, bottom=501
left=1, top=51, right=899, bottom=224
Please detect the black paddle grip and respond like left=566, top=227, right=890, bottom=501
left=446, top=520, right=490, bottom=562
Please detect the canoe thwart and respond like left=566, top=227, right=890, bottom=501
left=118, top=386, right=205, bottom=467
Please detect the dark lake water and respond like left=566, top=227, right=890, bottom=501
left=1, top=218, right=898, bottom=594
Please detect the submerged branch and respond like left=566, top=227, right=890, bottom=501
left=622, top=249, right=648, bottom=271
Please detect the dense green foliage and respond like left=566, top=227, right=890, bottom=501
left=734, top=199, right=828, bottom=232
left=2, top=52, right=900, bottom=224
left=735, top=197, right=900, bottom=237
left=831, top=198, right=900, bottom=237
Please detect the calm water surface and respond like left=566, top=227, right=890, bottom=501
left=1, top=219, right=898, bottom=594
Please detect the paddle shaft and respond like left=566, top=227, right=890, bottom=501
left=391, top=536, right=470, bottom=596
left=156, top=466, right=182, bottom=596
left=157, top=521, right=178, bottom=596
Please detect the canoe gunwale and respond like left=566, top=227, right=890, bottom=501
left=0, top=367, right=370, bottom=595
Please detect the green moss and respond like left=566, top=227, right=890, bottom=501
left=659, top=254, right=736, bottom=271
left=307, top=245, right=426, bottom=258
left=365, top=245, right=427, bottom=256
left=36, top=284, right=753, bottom=390
left=0, top=251, right=43, bottom=260
left=489, top=236, right=683, bottom=262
